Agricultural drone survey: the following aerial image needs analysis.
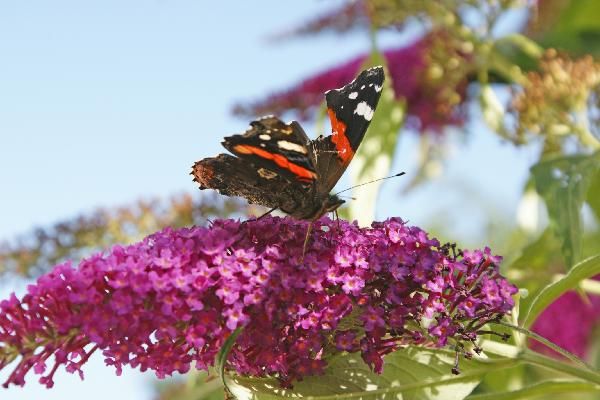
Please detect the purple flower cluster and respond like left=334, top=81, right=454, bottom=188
left=0, top=216, right=517, bottom=388
left=531, top=283, right=600, bottom=358
left=232, top=34, right=467, bottom=131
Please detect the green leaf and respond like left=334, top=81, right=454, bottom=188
left=347, top=52, right=406, bottom=226
left=587, top=167, right=600, bottom=221
left=521, top=350, right=600, bottom=385
left=466, top=380, right=600, bottom=400
left=531, top=153, right=600, bottom=268
left=493, top=34, right=543, bottom=73
left=522, top=254, right=600, bottom=328
left=476, top=340, right=521, bottom=360
left=473, top=340, right=525, bottom=396
left=474, top=364, right=525, bottom=398
left=217, top=327, right=244, bottom=397
left=507, top=228, right=562, bottom=316
left=224, top=347, right=493, bottom=400
left=509, top=228, right=560, bottom=273
left=492, top=321, right=590, bottom=368
left=530, top=0, right=600, bottom=56
left=154, top=371, right=225, bottom=400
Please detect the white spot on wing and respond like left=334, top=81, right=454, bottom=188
left=259, top=134, right=271, bottom=140
left=374, top=84, right=382, bottom=92
left=258, top=168, right=278, bottom=179
left=348, top=92, right=358, bottom=99
left=278, top=140, right=307, bottom=154
left=354, top=101, right=374, bottom=121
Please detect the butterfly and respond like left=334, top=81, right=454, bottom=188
left=192, top=66, right=384, bottom=228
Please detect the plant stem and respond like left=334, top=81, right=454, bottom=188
left=493, top=321, right=594, bottom=370
left=521, top=350, right=600, bottom=386
left=491, top=321, right=600, bottom=386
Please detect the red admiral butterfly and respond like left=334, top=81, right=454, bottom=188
left=192, top=66, right=384, bottom=222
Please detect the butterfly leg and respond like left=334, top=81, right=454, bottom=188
left=255, top=207, right=277, bottom=221
left=334, top=209, right=341, bottom=232
left=301, top=221, right=314, bottom=261
left=241, top=207, right=276, bottom=229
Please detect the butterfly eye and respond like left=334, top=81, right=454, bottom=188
left=325, top=197, right=345, bottom=213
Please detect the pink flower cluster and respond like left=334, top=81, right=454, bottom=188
left=0, top=217, right=517, bottom=388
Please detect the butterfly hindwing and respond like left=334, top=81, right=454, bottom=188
left=192, top=154, right=307, bottom=213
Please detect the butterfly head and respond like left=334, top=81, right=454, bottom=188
left=325, top=194, right=345, bottom=214
left=289, top=193, right=345, bottom=220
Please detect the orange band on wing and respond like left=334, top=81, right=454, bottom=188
left=328, top=108, right=353, bottom=165
left=232, top=144, right=316, bottom=181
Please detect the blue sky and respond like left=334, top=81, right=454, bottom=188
left=0, top=1, right=537, bottom=399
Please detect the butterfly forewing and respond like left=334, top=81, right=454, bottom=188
left=222, top=116, right=317, bottom=185
left=313, top=66, right=385, bottom=194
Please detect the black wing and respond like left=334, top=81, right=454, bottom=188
left=311, top=66, right=385, bottom=194
left=221, top=116, right=317, bottom=185
left=192, top=154, right=308, bottom=214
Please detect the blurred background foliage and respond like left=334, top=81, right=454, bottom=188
left=0, top=194, right=248, bottom=278
left=2, top=0, right=600, bottom=399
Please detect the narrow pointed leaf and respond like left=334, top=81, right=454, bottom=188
left=217, top=327, right=244, bottom=397
left=522, top=254, right=600, bottom=328
left=531, top=153, right=600, bottom=268
left=225, top=347, right=491, bottom=400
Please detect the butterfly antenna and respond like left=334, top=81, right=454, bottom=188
left=334, top=172, right=406, bottom=196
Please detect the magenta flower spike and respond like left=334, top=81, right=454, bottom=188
left=233, top=36, right=467, bottom=131
left=0, top=216, right=517, bottom=388
left=531, top=287, right=600, bottom=358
